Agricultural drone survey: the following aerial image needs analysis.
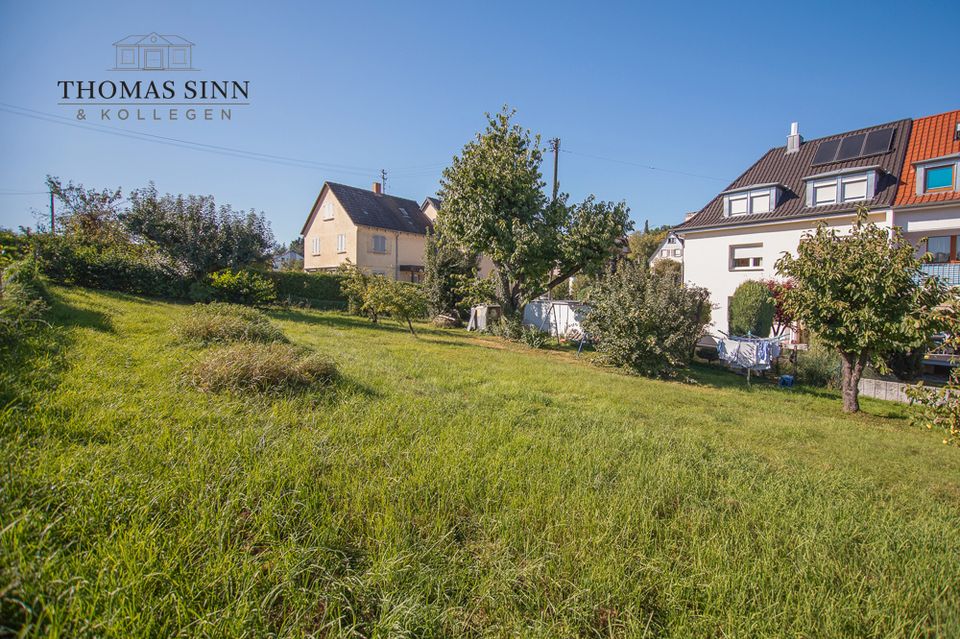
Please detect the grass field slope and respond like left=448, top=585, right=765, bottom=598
left=2, top=286, right=959, bottom=637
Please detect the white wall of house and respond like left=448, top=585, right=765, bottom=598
left=680, top=210, right=891, bottom=337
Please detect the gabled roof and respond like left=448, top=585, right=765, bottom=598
left=894, top=109, right=960, bottom=208
left=113, top=33, right=193, bottom=46
left=422, top=196, right=441, bottom=210
left=677, top=118, right=912, bottom=231
left=301, top=182, right=433, bottom=236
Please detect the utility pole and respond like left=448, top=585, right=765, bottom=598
left=380, top=169, right=387, bottom=194
left=549, top=138, right=560, bottom=201
left=49, top=190, right=55, bottom=233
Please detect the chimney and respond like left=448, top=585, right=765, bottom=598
left=372, top=182, right=382, bottom=194
left=684, top=211, right=697, bottom=222
left=786, top=122, right=802, bottom=154
left=954, top=122, right=960, bottom=142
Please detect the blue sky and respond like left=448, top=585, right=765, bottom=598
left=1, top=0, right=958, bottom=245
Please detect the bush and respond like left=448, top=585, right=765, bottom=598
left=35, top=234, right=190, bottom=298
left=793, top=337, right=842, bottom=388
left=520, top=325, right=549, bottom=349
left=174, top=302, right=286, bottom=345
left=188, top=343, right=337, bottom=394
left=263, top=270, right=347, bottom=307
left=0, top=228, right=29, bottom=270
left=363, top=277, right=428, bottom=335
left=582, top=260, right=711, bottom=377
left=0, top=257, right=49, bottom=346
left=206, top=269, right=277, bottom=306
left=729, top=280, right=775, bottom=337
left=907, top=298, right=960, bottom=446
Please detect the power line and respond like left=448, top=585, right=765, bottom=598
left=561, top=148, right=729, bottom=182
left=0, top=102, right=442, bottom=178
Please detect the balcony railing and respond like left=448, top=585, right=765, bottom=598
left=920, top=263, right=960, bottom=287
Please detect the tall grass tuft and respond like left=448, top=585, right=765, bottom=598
left=188, top=342, right=337, bottom=393
left=174, top=302, right=286, bottom=345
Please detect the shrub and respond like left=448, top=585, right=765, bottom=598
left=175, top=303, right=286, bottom=345
left=793, top=336, right=842, bottom=388
left=520, top=325, right=549, bottom=349
left=0, top=257, right=49, bottom=346
left=207, top=269, right=277, bottom=306
left=34, top=234, right=190, bottom=298
left=188, top=343, right=337, bottom=394
left=729, top=280, right=775, bottom=337
left=907, top=298, right=960, bottom=446
left=0, top=228, right=29, bottom=270
left=582, top=260, right=711, bottom=377
left=363, top=277, right=428, bottom=336
left=263, top=270, right=347, bottom=307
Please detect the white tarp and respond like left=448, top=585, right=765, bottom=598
left=523, top=300, right=590, bottom=337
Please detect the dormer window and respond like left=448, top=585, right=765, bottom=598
left=722, top=183, right=781, bottom=217
left=803, top=167, right=878, bottom=207
left=914, top=155, right=959, bottom=195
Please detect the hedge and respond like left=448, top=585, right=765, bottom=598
left=35, top=235, right=191, bottom=299
left=262, top=271, right=347, bottom=308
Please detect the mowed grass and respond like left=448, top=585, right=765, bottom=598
left=2, top=286, right=959, bottom=638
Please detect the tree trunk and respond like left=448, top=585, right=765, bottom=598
left=840, top=351, right=869, bottom=413
left=406, top=318, right=417, bottom=337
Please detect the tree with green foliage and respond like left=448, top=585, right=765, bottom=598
left=582, top=259, right=711, bottom=377
left=438, top=107, right=631, bottom=320
left=907, top=298, right=960, bottom=445
left=422, top=228, right=479, bottom=320
left=46, top=176, right=125, bottom=242
left=363, top=277, right=428, bottom=336
left=124, top=183, right=274, bottom=279
left=728, top=280, right=775, bottom=337
left=775, top=207, right=949, bottom=413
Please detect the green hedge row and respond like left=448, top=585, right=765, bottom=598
left=33, top=235, right=347, bottom=308
left=262, top=271, right=347, bottom=306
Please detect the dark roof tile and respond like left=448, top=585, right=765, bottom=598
left=677, top=118, right=912, bottom=231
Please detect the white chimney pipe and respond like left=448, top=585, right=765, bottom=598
left=786, top=122, right=802, bottom=154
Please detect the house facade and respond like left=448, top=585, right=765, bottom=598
left=648, top=231, right=684, bottom=268
left=892, top=110, right=960, bottom=284
left=301, top=182, right=433, bottom=281
left=676, top=118, right=914, bottom=337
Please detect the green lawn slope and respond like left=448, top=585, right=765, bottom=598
left=2, top=286, right=958, bottom=637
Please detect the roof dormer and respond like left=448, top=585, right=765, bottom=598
left=721, top=183, right=783, bottom=217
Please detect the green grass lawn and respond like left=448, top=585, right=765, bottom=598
left=2, top=286, right=959, bottom=638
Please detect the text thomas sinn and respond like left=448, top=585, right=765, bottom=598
left=57, top=80, right=249, bottom=121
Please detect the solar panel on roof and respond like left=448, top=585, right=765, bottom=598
left=812, top=138, right=841, bottom=165
left=836, top=133, right=867, bottom=161
left=862, top=128, right=894, bottom=156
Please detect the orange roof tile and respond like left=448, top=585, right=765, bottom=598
left=894, top=109, right=960, bottom=207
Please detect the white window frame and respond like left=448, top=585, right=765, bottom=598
left=321, top=202, right=334, bottom=220
left=915, top=156, right=960, bottom=195
left=673, top=248, right=682, bottom=257
left=804, top=169, right=877, bottom=207
left=730, top=243, right=763, bottom=271
left=311, top=237, right=320, bottom=256
left=722, top=185, right=779, bottom=217
left=840, top=175, right=868, bottom=202
left=336, top=233, right=346, bottom=253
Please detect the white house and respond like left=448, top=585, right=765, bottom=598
left=647, top=231, right=683, bottom=268
left=676, top=118, right=913, bottom=338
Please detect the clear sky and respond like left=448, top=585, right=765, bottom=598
left=1, top=0, right=958, bottom=245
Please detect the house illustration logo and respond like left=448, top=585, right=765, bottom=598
left=112, top=33, right=196, bottom=71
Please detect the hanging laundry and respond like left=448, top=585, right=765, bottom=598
left=716, top=336, right=782, bottom=372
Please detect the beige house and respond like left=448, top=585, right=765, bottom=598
left=301, top=182, right=434, bottom=281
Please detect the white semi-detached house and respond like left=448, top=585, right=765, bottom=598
left=676, top=118, right=914, bottom=338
